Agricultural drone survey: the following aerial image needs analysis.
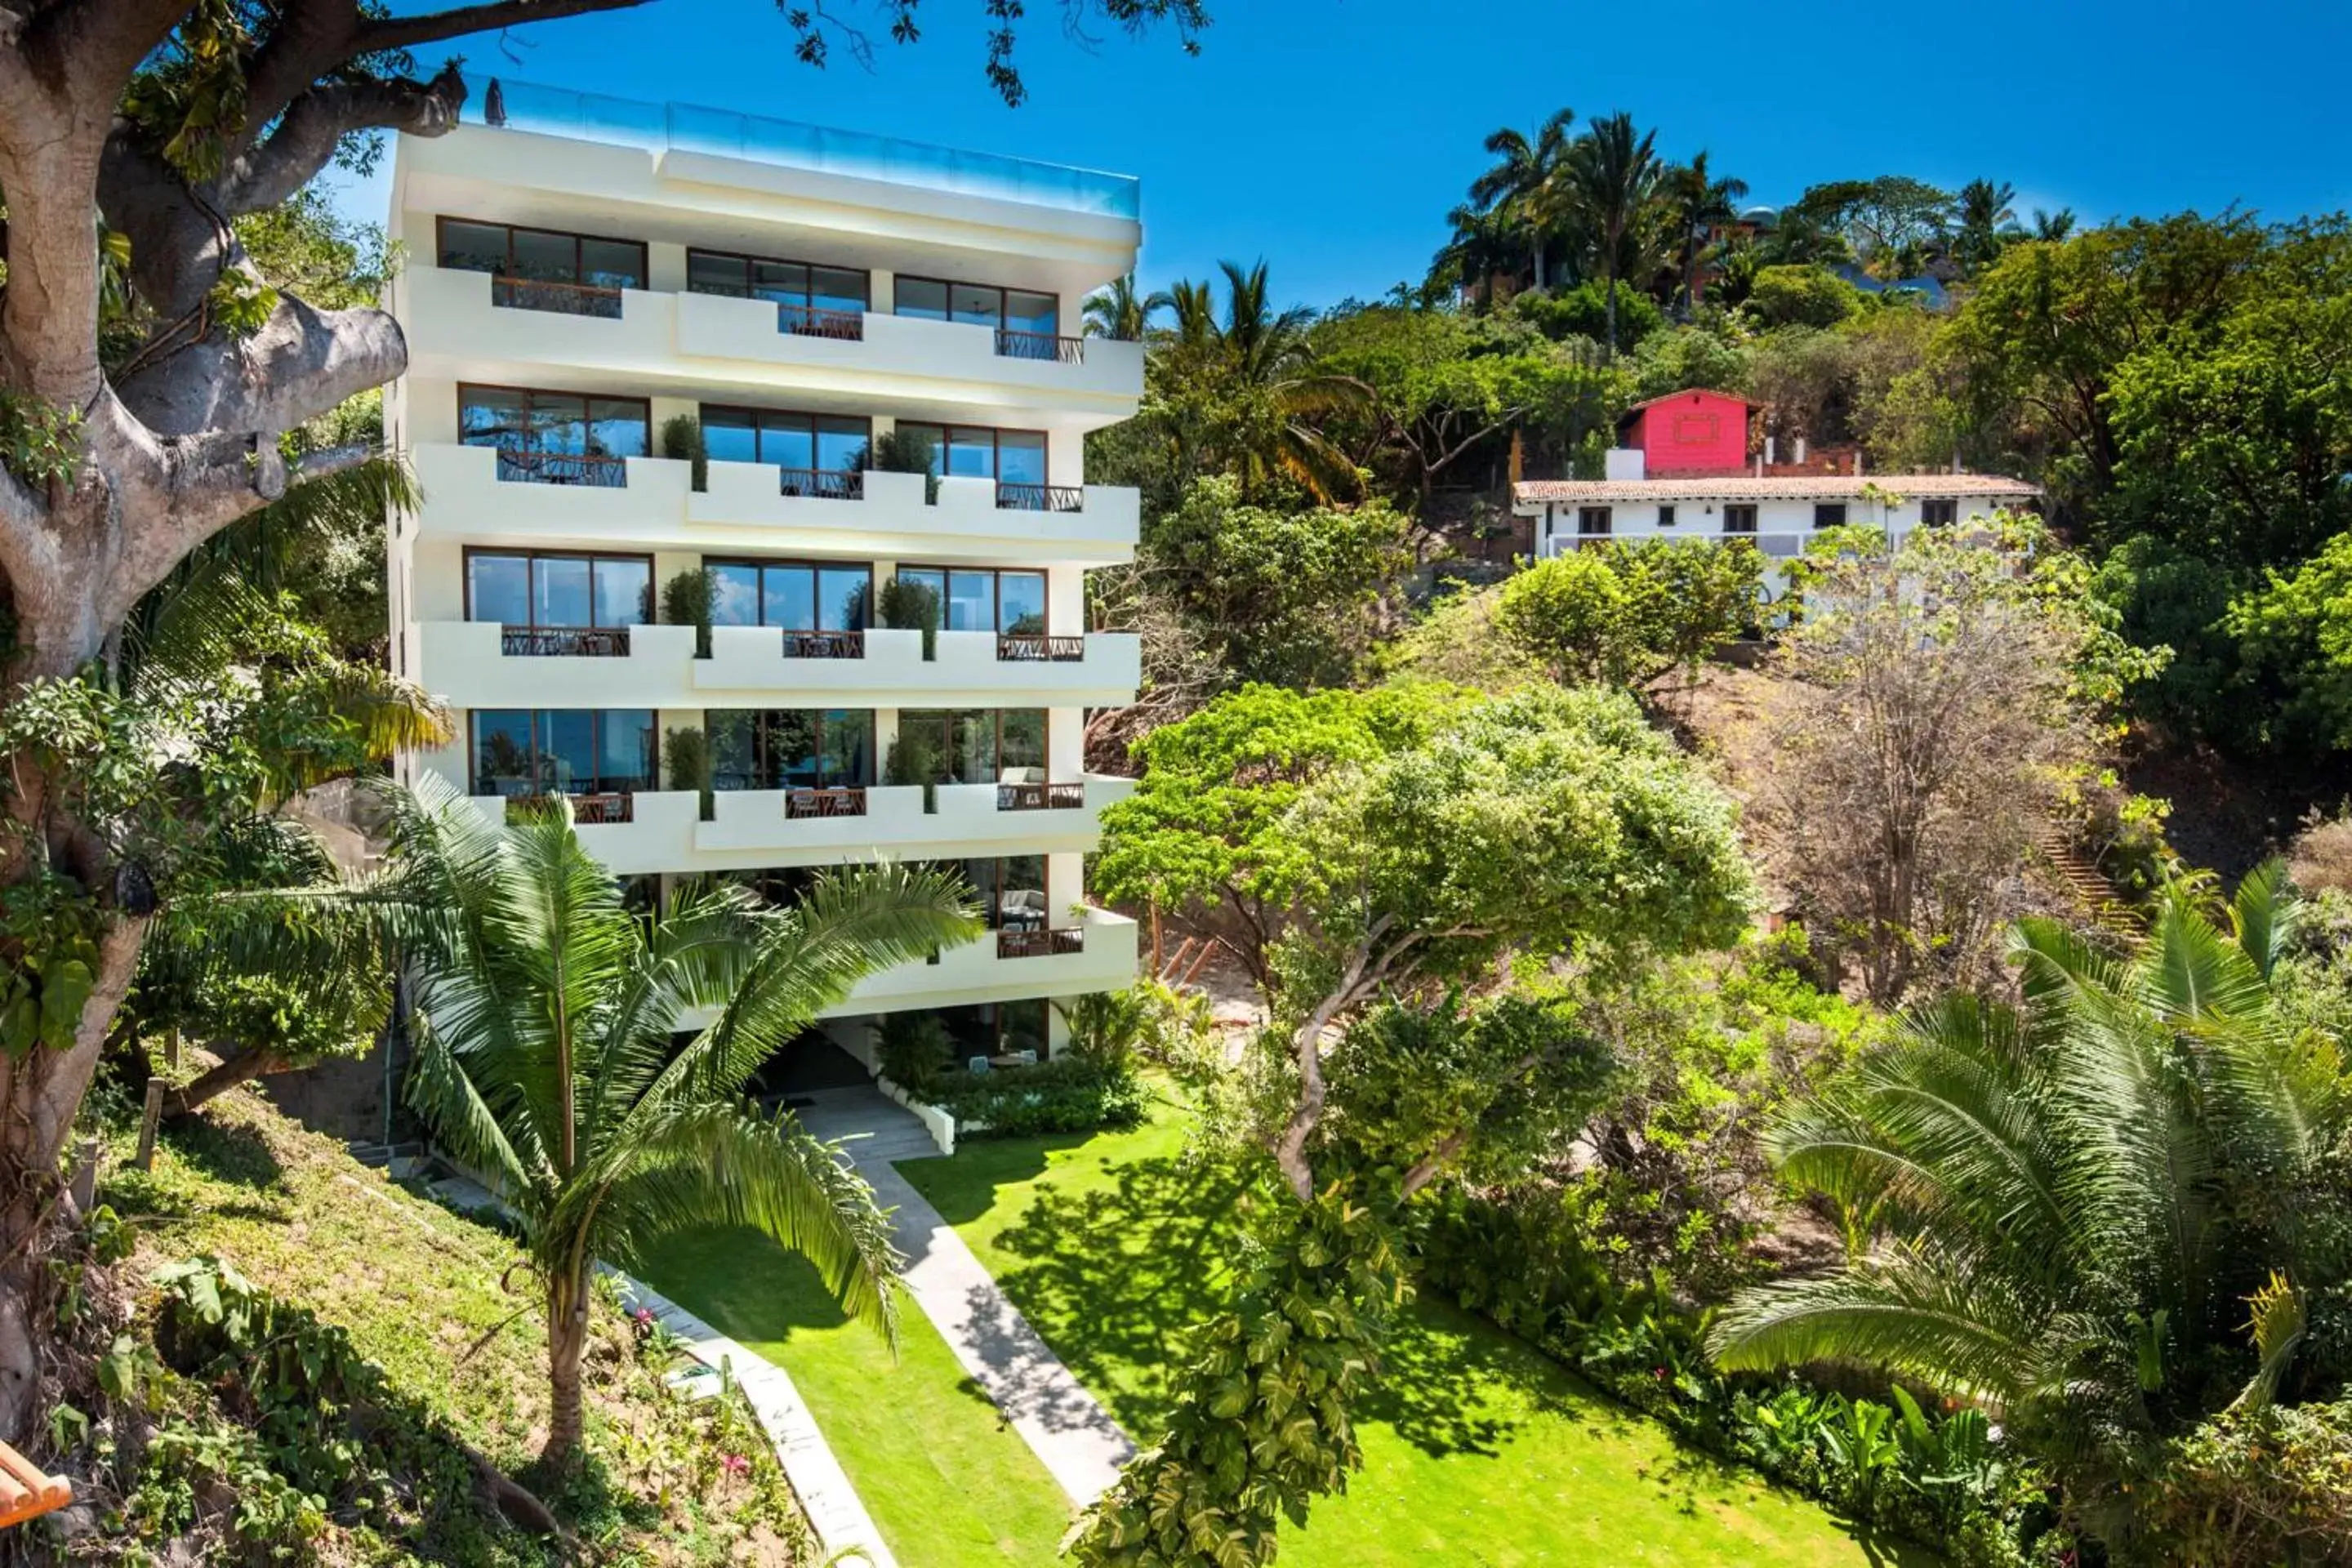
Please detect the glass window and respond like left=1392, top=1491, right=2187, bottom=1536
left=751, top=259, right=809, bottom=305
left=708, top=710, right=759, bottom=790
left=896, top=277, right=949, bottom=321
left=758, top=419, right=817, bottom=472
left=997, top=431, right=1047, bottom=487
left=764, top=567, right=817, bottom=632
left=946, top=571, right=996, bottom=633
left=944, top=427, right=996, bottom=479
left=702, top=406, right=759, bottom=466
left=460, top=386, right=648, bottom=460
left=586, top=397, right=649, bottom=458
left=541, top=710, right=595, bottom=791
left=813, top=415, right=868, bottom=473
left=511, top=228, right=577, bottom=283
left=534, top=556, right=592, bottom=627
left=466, top=555, right=530, bottom=625
left=598, top=711, right=657, bottom=792
left=1579, top=506, right=1613, bottom=536
left=472, top=710, right=535, bottom=795
left=822, top=710, right=873, bottom=787
left=1814, top=502, right=1848, bottom=528
left=817, top=567, right=870, bottom=631
left=592, top=559, right=650, bottom=627
left=458, top=385, right=528, bottom=447
left=1005, top=290, right=1058, bottom=336
left=896, top=568, right=947, bottom=628
left=998, top=572, right=1047, bottom=635
left=688, top=251, right=748, bottom=296
left=1725, top=504, right=1758, bottom=534
left=812, top=267, right=869, bottom=314
left=1000, top=710, right=1046, bottom=774
left=1658, top=505, right=1677, bottom=528
left=701, top=407, right=871, bottom=474
left=439, top=220, right=510, bottom=274
left=950, top=282, right=1001, bottom=327
left=710, top=563, right=762, bottom=627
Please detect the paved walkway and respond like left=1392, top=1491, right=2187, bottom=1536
left=795, top=1085, right=1138, bottom=1505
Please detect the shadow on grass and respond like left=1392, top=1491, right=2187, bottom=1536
left=163, top=1112, right=286, bottom=1190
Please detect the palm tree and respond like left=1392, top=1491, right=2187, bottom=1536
left=1082, top=272, right=1169, bottom=341
left=393, top=777, right=979, bottom=1460
left=1208, top=259, right=1365, bottom=501
left=1664, top=152, right=1749, bottom=316
left=1467, top=108, right=1575, bottom=290
left=1564, top=112, right=1664, bottom=354
left=2032, top=207, right=2078, bottom=243
left=1712, top=866, right=2346, bottom=1539
left=1165, top=277, right=1218, bottom=353
left=1953, top=178, right=2021, bottom=277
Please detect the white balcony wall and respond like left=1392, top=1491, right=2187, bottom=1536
left=411, top=444, right=1138, bottom=567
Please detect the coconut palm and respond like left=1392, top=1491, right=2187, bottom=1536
left=1712, top=865, right=2346, bottom=1539
left=1082, top=273, right=1170, bottom=341
left=2033, top=206, right=2078, bottom=243
left=1564, top=112, right=1664, bottom=354
left=1953, top=178, right=2022, bottom=276
left=1208, top=260, right=1365, bottom=501
left=1467, top=108, right=1576, bottom=290
left=1664, top=152, right=1750, bottom=316
left=392, top=777, right=979, bottom=1460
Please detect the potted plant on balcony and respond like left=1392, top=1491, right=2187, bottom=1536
left=878, top=577, right=941, bottom=662
left=665, top=724, right=713, bottom=822
left=885, top=726, right=944, bottom=814
left=662, top=413, right=707, bottom=492
left=858, top=428, right=939, bottom=505
left=663, top=566, right=714, bottom=659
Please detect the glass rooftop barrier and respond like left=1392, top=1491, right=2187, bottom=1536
left=457, top=76, right=1139, bottom=220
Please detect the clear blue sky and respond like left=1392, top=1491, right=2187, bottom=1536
left=341, top=0, right=2352, bottom=309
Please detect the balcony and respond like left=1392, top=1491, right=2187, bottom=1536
left=996, top=634, right=1086, bottom=664
left=784, top=786, right=866, bottom=820
left=997, top=780, right=1087, bottom=811
left=489, top=274, right=625, bottom=318
left=488, top=441, right=632, bottom=488
left=503, top=791, right=635, bottom=825
left=401, top=266, right=1144, bottom=416
left=996, top=925, right=1085, bottom=960
left=410, top=443, right=1140, bottom=568
left=409, top=619, right=1142, bottom=712
left=995, top=483, right=1085, bottom=514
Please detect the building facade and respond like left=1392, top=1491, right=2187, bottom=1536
left=384, top=79, right=1145, bottom=1063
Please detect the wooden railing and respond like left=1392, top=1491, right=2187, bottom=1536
left=996, top=634, right=1087, bottom=663
left=777, top=466, right=864, bottom=501
left=782, top=630, right=865, bottom=660
left=785, top=786, right=866, bottom=820
left=505, top=791, right=635, bottom=825
left=490, top=443, right=631, bottom=488
left=778, top=302, right=866, bottom=340
left=997, top=926, right=1085, bottom=959
left=996, top=483, right=1085, bottom=514
left=997, top=781, right=1087, bottom=811
left=491, top=274, right=626, bottom=318
left=500, top=626, right=630, bottom=657
left=995, top=328, right=1085, bottom=363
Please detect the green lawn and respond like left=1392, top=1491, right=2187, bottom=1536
left=900, top=1093, right=1940, bottom=1568
left=638, top=1228, right=1075, bottom=1566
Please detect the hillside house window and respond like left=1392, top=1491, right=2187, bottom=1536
left=1724, top=504, right=1757, bottom=534
left=438, top=219, right=644, bottom=316
left=1579, top=506, right=1613, bottom=537
left=894, top=567, right=1048, bottom=635
left=707, top=560, right=871, bottom=634
left=460, top=385, right=648, bottom=486
left=707, top=710, right=873, bottom=792
left=470, top=710, right=656, bottom=799
left=1814, top=502, right=1848, bottom=528
left=687, top=249, right=868, bottom=336
left=1657, top=505, right=1676, bottom=528
left=466, top=550, right=651, bottom=655
left=1921, top=498, right=1958, bottom=527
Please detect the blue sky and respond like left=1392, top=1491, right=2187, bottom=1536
left=341, top=0, right=2352, bottom=308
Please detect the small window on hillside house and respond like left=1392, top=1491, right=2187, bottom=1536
left=1813, top=502, right=1848, bottom=528
left=1920, top=498, right=1958, bottom=527
left=1657, top=504, right=1676, bottom=528
left=1724, top=504, right=1757, bottom=535
left=1579, top=506, right=1613, bottom=536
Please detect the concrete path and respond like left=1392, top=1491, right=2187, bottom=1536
left=794, top=1085, right=1138, bottom=1506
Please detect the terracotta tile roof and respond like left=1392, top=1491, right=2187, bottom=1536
left=1512, top=473, right=2042, bottom=508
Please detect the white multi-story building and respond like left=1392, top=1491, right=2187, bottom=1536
left=384, top=79, right=1144, bottom=1063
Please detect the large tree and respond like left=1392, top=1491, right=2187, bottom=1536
left=0, top=0, right=1201, bottom=1445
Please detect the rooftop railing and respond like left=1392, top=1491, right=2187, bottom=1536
left=463, top=75, right=1139, bottom=220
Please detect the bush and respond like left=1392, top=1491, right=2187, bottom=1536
left=662, top=567, right=713, bottom=658
left=2140, top=1399, right=2352, bottom=1565
left=661, top=413, right=706, bottom=491
left=2292, top=808, right=2352, bottom=898
left=861, top=427, right=939, bottom=501
left=1510, top=282, right=1665, bottom=350
left=877, top=575, right=940, bottom=659
left=904, top=1056, right=1148, bottom=1138
left=875, top=1011, right=953, bottom=1088
left=1743, top=265, right=1860, bottom=328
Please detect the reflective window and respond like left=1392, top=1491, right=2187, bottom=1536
left=458, top=385, right=648, bottom=458
left=893, top=422, right=1049, bottom=483
left=706, top=560, right=871, bottom=632
left=684, top=248, right=870, bottom=311
left=898, top=710, right=1047, bottom=783
left=466, top=552, right=650, bottom=628
left=469, top=710, right=657, bottom=795
left=898, top=567, right=1051, bottom=635
left=708, top=710, right=873, bottom=791
left=701, top=405, right=871, bottom=474
left=895, top=277, right=1058, bottom=337
left=436, top=219, right=646, bottom=288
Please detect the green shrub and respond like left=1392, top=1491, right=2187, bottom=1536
left=2140, top=1397, right=2352, bottom=1564
left=861, top=427, right=938, bottom=502
left=662, top=566, right=713, bottom=658
left=906, top=1056, right=1147, bottom=1138
left=661, top=413, right=707, bottom=491
left=1510, top=282, right=1664, bottom=350
left=663, top=725, right=711, bottom=820
left=1743, top=265, right=1860, bottom=328
left=875, top=1010, right=953, bottom=1087
left=878, top=576, right=941, bottom=659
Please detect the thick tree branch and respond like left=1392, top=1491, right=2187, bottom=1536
left=350, top=0, right=653, bottom=60
left=216, top=65, right=469, bottom=216
left=114, top=292, right=407, bottom=442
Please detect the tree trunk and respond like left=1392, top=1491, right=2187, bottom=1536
left=165, top=1045, right=287, bottom=1118
left=545, top=1267, right=589, bottom=1461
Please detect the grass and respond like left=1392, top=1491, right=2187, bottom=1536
left=638, top=1227, right=1076, bottom=1566
left=900, top=1092, right=1941, bottom=1568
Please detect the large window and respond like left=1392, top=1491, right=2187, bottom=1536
left=460, top=385, right=649, bottom=487
left=466, top=550, right=651, bottom=655
left=438, top=219, right=644, bottom=316
left=707, top=710, right=873, bottom=792
left=894, top=277, right=1059, bottom=338
left=701, top=405, right=870, bottom=496
left=896, top=710, right=1046, bottom=785
left=893, top=423, right=1048, bottom=486
left=1724, top=504, right=1758, bottom=535
left=708, top=559, right=871, bottom=635
left=687, top=249, right=868, bottom=336
left=938, top=854, right=1048, bottom=930
left=893, top=567, right=1047, bottom=635
left=470, top=710, right=657, bottom=798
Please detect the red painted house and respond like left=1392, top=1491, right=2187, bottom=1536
left=1616, top=389, right=1752, bottom=479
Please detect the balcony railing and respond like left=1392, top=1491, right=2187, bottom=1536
left=997, top=926, right=1085, bottom=959
left=489, top=442, right=632, bottom=488
left=504, top=791, right=635, bottom=825
left=996, top=634, right=1087, bottom=663
left=996, top=483, right=1085, bottom=514
left=997, top=781, right=1087, bottom=812
left=779, top=303, right=866, bottom=340
left=499, top=626, right=631, bottom=657
left=491, top=275, right=625, bottom=318
left=777, top=466, right=864, bottom=501
left=782, top=630, right=864, bottom=660
left=785, top=786, right=867, bottom=820
left=996, top=329, right=1085, bottom=364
